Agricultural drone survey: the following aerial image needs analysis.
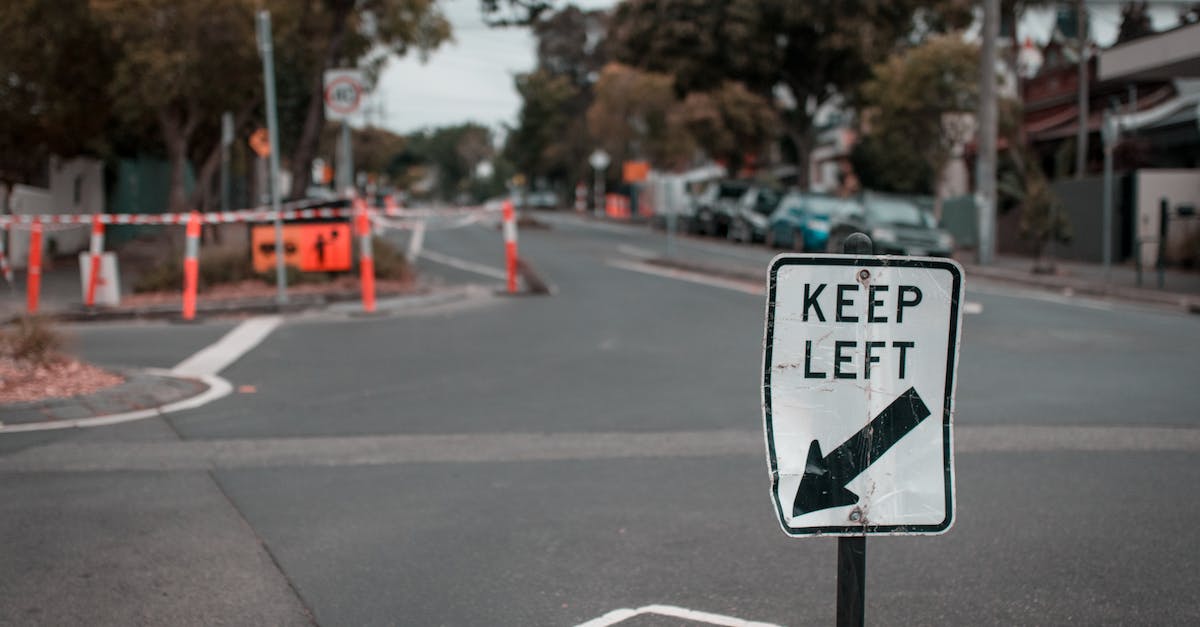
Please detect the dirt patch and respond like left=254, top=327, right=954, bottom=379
left=0, top=357, right=124, bottom=404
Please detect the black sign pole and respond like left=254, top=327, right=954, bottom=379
left=837, top=536, right=866, bottom=627
left=837, top=232, right=873, bottom=627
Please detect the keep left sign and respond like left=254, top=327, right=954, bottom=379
left=762, top=255, right=964, bottom=536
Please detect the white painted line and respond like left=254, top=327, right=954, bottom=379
left=607, top=258, right=764, bottom=296
left=0, top=372, right=232, bottom=433
left=576, top=605, right=781, bottom=627
left=964, top=301, right=983, bottom=315
left=419, top=249, right=508, bottom=281
left=616, top=244, right=655, bottom=259
left=172, top=315, right=283, bottom=377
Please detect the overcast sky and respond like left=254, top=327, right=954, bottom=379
left=371, top=1, right=1187, bottom=137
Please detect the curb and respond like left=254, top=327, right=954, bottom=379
left=0, top=368, right=231, bottom=433
left=962, top=264, right=1199, bottom=313
left=4, top=287, right=432, bottom=324
left=645, top=255, right=1200, bottom=313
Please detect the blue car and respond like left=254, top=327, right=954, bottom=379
left=765, top=193, right=858, bottom=252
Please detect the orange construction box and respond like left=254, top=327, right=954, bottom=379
left=252, top=222, right=352, bottom=273
left=622, top=160, right=650, bottom=183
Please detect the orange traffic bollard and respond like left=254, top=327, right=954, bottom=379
left=355, top=198, right=376, bottom=313
left=502, top=200, right=518, bottom=294
left=85, top=214, right=105, bottom=308
left=26, top=219, right=43, bottom=314
left=182, top=211, right=201, bottom=320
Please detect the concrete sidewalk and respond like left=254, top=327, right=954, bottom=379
left=963, top=254, right=1200, bottom=312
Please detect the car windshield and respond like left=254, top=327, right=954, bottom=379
left=867, top=196, right=934, bottom=227
left=805, top=196, right=852, bottom=218
left=717, top=183, right=750, bottom=199
left=754, top=189, right=780, bottom=214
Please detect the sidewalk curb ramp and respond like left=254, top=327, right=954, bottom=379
left=0, top=367, right=230, bottom=433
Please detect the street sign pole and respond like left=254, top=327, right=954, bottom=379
left=836, top=233, right=872, bottom=627
left=220, top=112, right=233, bottom=214
left=338, top=122, right=353, bottom=193
left=257, top=10, right=288, bottom=305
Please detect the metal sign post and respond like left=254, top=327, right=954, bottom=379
left=257, top=10, right=287, bottom=305
left=324, top=69, right=365, bottom=194
left=762, top=234, right=964, bottom=626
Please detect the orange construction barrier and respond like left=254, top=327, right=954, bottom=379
left=355, top=197, right=376, bottom=313
left=85, top=214, right=105, bottom=308
left=502, top=200, right=518, bottom=293
left=26, top=219, right=43, bottom=314
left=182, top=211, right=201, bottom=320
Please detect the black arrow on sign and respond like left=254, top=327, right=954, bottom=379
left=793, top=387, right=932, bottom=517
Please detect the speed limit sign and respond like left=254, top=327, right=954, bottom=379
left=323, top=69, right=365, bottom=121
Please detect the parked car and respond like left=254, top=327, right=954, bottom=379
left=727, top=185, right=782, bottom=243
left=693, top=180, right=751, bottom=237
left=766, top=192, right=860, bottom=251
left=824, top=192, right=955, bottom=256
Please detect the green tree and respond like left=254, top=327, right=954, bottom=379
left=270, top=0, right=451, bottom=199
left=404, top=123, right=499, bottom=202
left=857, top=35, right=980, bottom=216
left=0, top=0, right=116, bottom=184
left=998, top=149, right=1070, bottom=271
left=90, top=0, right=263, bottom=212
left=502, top=5, right=606, bottom=194
left=606, top=0, right=974, bottom=186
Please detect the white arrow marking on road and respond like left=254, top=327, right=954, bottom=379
left=576, top=605, right=781, bottom=627
left=418, top=249, right=508, bottom=281
left=172, top=315, right=283, bottom=377
left=606, top=258, right=764, bottom=295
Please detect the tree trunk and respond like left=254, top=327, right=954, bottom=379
left=159, top=109, right=192, bottom=214
left=288, top=4, right=354, bottom=199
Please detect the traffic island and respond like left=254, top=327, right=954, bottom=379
left=0, top=367, right=222, bottom=432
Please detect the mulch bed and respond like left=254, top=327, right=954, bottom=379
left=0, top=357, right=124, bottom=404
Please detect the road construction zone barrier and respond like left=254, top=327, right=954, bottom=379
left=2, top=195, right=522, bottom=317
left=605, top=194, right=631, bottom=220
left=502, top=200, right=519, bottom=293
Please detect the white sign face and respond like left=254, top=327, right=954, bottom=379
left=588, top=149, right=610, bottom=170
left=762, top=255, right=963, bottom=537
left=323, top=69, right=365, bottom=121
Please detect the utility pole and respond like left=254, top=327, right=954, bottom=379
left=976, top=0, right=999, bottom=265
left=257, top=10, right=288, bottom=305
left=1075, top=0, right=1089, bottom=179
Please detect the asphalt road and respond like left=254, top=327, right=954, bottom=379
left=2, top=214, right=1199, bottom=626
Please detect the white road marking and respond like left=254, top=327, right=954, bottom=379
left=172, top=315, right=283, bottom=377
left=616, top=244, right=655, bottom=259
left=964, top=301, right=983, bottom=315
left=607, top=258, right=764, bottom=296
left=0, top=373, right=232, bottom=433
left=576, top=605, right=781, bottom=627
left=2, top=317, right=282, bottom=434
left=419, top=249, right=508, bottom=281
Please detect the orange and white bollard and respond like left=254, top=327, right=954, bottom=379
left=355, top=197, right=377, bottom=313
left=85, top=214, right=105, bottom=308
left=502, top=199, right=518, bottom=294
left=26, top=219, right=43, bottom=314
left=182, top=211, right=201, bottom=320
left=384, top=193, right=400, bottom=215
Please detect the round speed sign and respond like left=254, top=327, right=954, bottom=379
left=324, top=76, right=363, bottom=117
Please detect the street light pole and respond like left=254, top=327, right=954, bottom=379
left=257, top=10, right=288, bottom=305
left=1075, top=0, right=1089, bottom=179
left=975, top=0, right=999, bottom=266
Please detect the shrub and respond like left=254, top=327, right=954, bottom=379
left=0, top=316, right=65, bottom=365
left=370, top=236, right=412, bottom=281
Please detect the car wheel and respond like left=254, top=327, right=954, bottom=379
left=728, top=220, right=745, bottom=243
